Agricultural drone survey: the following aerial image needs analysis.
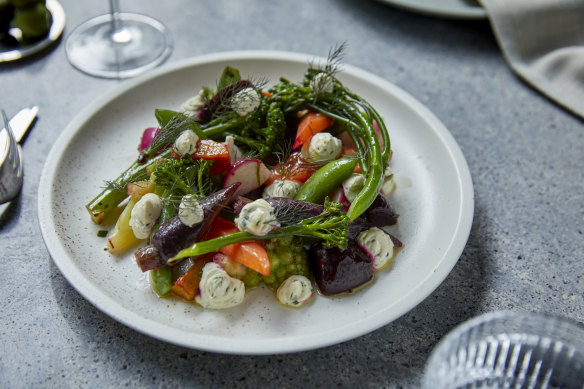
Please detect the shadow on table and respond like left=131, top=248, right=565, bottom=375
left=49, top=201, right=492, bottom=387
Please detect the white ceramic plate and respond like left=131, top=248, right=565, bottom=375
left=375, top=0, right=486, bottom=19
left=0, top=0, right=66, bottom=62
left=38, top=51, right=473, bottom=354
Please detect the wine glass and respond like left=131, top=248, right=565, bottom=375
left=65, top=0, right=172, bottom=79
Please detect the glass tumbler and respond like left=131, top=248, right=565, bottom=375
left=422, top=311, right=584, bottom=389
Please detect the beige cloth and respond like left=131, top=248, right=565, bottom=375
left=479, top=0, right=584, bottom=119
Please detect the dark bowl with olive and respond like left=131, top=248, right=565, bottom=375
left=1, top=0, right=52, bottom=46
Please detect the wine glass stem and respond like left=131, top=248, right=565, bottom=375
left=109, top=0, right=131, bottom=44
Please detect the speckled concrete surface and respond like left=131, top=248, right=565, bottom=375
left=1, top=0, right=583, bottom=387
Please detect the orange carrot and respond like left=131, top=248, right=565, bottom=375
left=206, top=217, right=270, bottom=276
left=293, top=112, right=334, bottom=149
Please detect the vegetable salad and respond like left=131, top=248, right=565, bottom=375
left=88, top=50, right=402, bottom=309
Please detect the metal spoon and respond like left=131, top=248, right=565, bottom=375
left=0, top=110, right=24, bottom=204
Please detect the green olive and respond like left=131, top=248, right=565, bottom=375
left=12, top=2, right=51, bottom=40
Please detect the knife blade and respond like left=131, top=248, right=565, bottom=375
left=7, top=106, right=39, bottom=143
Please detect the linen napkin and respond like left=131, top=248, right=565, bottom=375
left=479, top=0, right=584, bottom=119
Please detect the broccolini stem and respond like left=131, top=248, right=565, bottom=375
left=201, top=118, right=241, bottom=138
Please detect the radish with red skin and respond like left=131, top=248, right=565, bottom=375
left=223, top=159, right=271, bottom=198
left=139, top=127, right=160, bottom=152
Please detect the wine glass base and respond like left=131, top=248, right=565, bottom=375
left=66, top=13, right=173, bottom=79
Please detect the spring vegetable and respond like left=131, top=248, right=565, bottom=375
left=204, top=216, right=271, bottom=276
left=172, top=258, right=209, bottom=301
left=365, top=193, right=399, bottom=227
left=135, top=245, right=164, bottom=272
left=153, top=157, right=210, bottom=222
left=87, top=149, right=171, bottom=224
left=309, top=241, right=373, bottom=296
left=266, top=152, right=318, bottom=185
left=197, top=80, right=253, bottom=123
left=223, top=158, right=271, bottom=198
left=170, top=199, right=350, bottom=262
left=151, top=183, right=241, bottom=264
left=107, top=197, right=141, bottom=253
left=149, top=266, right=173, bottom=296
left=126, top=180, right=155, bottom=198
left=213, top=253, right=248, bottom=279
left=293, top=111, right=334, bottom=149
left=139, top=127, right=160, bottom=152
left=262, top=237, right=310, bottom=290
left=267, top=47, right=391, bottom=220
left=93, top=52, right=403, bottom=309
left=191, top=139, right=231, bottom=176
left=294, top=157, right=358, bottom=203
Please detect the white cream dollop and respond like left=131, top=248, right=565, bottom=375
left=276, top=275, right=313, bottom=308
left=231, top=87, right=260, bottom=117
left=178, top=194, right=204, bottom=227
left=342, top=173, right=365, bottom=203
left=310, top=72, right=334, bottom=95
left=195, top=263, right=245, bottom=309
left=234, top=199, right=279, bottom=236
left=129, top=193, right=162, bottom=239
left=173, top=129, right=199, bottom=156
left=303, top=132, right=342, bottom=162
left=357, top=227, right=395, bottom=270
left=180, top=88, right=208, bottom=116
left=262, top=179, right=302, bottom=199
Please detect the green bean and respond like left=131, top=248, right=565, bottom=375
left=294, top=157, right=358, bottom=203
left=337, top=101, right=384, bottom=221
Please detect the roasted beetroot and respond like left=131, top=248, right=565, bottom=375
left=365, top=194, right=398, bottom=227
left=309, top=242, right=373, bottom=296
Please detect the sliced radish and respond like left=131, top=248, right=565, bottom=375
left=223, top=159, right=271, bottom=197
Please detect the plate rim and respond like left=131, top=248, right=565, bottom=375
left=38, top=50, right=474, bottom=354
left=375, top=0, right=486, bottom=19
left=0, top=0, right=66, bottom=62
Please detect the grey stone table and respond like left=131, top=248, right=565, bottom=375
left=1, top=0, right=582, bottom=387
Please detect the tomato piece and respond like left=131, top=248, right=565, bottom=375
left=191, top=139, right=232, bottom=176
left=293, top=112, right=334, bottom=149
left=265, top=152, right=317, bottom=186
left=206, top=217, right=270, bottom=276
